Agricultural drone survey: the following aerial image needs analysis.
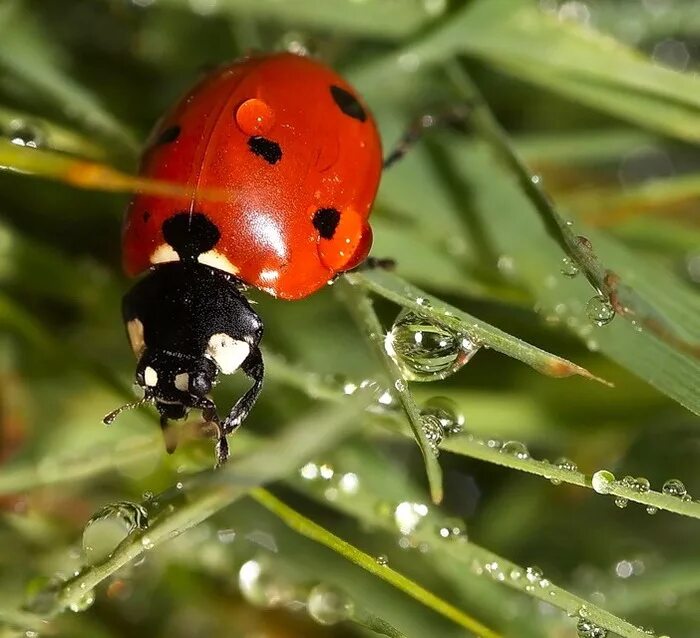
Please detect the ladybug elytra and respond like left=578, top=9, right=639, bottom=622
left=105, top=53, right=383, bottom=465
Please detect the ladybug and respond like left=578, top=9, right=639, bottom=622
left=105, top=52, right=383, bottom=465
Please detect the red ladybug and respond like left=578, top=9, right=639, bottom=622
left=105, top=52, right=382, bottom=464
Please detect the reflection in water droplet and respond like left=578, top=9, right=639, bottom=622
left=621, top=476, right=650, bottom=493
left=420, top=414, right=444, bottom=456
left=375, top=554, right=389, bottom=566
left=384, top=309, right=479, bottom=382
left=235, top=98, right=275, bottom=136
left=82, top=501, right=149, bottom=564
left=420, top=396, right=465, bottom=437
left=500, top=440, right=530, bottom=460
left=586, top=295, right=615, bottom=327
left=662, top=478, right=688, bottom=498
left=614, top=497, right=628, bottom=508
left=307, top=583, right=354, bottom=625
left=561, top=257, right=579, bottom=278
left=592, top=470, right=616, bottom=494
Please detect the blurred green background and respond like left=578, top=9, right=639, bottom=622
left=1, top=1, right=700, bottom=637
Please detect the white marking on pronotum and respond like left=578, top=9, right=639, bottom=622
left=150, top=243, right=179, bottom=265
left=198, top=249, right=239, bottom=275
left=206, top=333, right=250, bottom=374
left=126, top=318, right=145, bottom=358
left=174, top=372, right=189, bottom=392
left=144, top=366, right=159, bottom=387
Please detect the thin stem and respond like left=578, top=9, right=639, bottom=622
left=249, top=487, right=500, bottom=638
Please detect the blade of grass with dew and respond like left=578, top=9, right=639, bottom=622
left=350, top=0, right=700, bottom=143
left=250, top=487, right=501, bottom=638
left=336, top=278, right=444, bottom=505
left=0, top=1, right=137, bottom=156
left=16, top=398, right=368, bottom=621
left=437, top=67, right=700, bottom=413
left=286, top=441, right=666, bottom=638
left=347, top=269, right=610, bottom=385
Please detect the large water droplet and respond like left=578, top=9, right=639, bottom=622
left=384, top=309, right=479, bottom=382
left=577, top=617, right=608, bottom=638
left=500, top=440, right=530, bottom=460
left=307, top=583, right=354, bottom=625
left=420, top=396, right=465, bottom=437
left=586, top=295, right=615, bottom=327
left=592, top=470, right=616, bottom=494
left=82, top=501, right=149, bottom=564
left=662, top=478, right=688, bottom=498
left=394, top=501, right=429, bottom=536
left=238, top=557, right=295, bottom=608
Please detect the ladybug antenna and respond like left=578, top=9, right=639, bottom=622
left=102, top=396, right=150, bottom=426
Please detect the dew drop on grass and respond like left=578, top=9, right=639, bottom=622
left=561, top=257, right=579, bottom=278
left=69, top=588, right=96, bottom=613
left=384, top=309, right=479, bottom=381
left=437, top=518, right=467, bottom=541
left=554, top=457, right=578, bottom=473
left=4, top=119, right=45, bottom=148
left=614, top=497, right=628, bottom=508
left=82, top=501, right=149, bottom=564
left=646, top=506, right=658, bottom=515
left=419, top=414, right=444, bottom=456
left=592, top=470, right=615, bottom=494
left=500, top=440, right=530, bottom=460
left=238, top=557, right=295, bottom=608
left=307, top=583, right=354, bottom=625
left=420, top=396, right=465, bottom=437
left=375, top=554, right=389, bottom=566
left=586, top=295, right=615, bottom=327
left=577, top=617, right=608, bottom=638
left=621, top=476, right=650, bottom=493
left=662, top=478, right=688, bottom=498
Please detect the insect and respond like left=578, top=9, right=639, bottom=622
left=104, top=52, right=383, bottom=465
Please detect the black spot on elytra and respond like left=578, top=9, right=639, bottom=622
left=162, top=212, right=220, bottom=261
left=248, top=136, right=282, bottom=164
left=330, top=85, right=366, bottom=122
left=156, top=125, right=181, bottom=145
left=143, top=211, right=151, bottom=223
left=313, top=208, right=341, bottom=240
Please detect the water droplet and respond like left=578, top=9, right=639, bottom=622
left=592, top=470, right=616, bottom=494
left=662, top=478, right=687, bottom=498
left=375, top=554, right=389, bottom=566
left=621, top=476, right=650, bottom=493
left=554, top=457, right=578, bottom=472
left=318, top=463, right=334, bottom=480
left=82, top=501, right=149, bottom=564
left=394, top=501, right=428, bottom=536
left=217, top=528, right=236, bottom=543
left=338, top=472, right=360, bottom=495
left=500, top=440, right=530, bottom=460
left=420, top=396, right=465, bottom=437
left=69, top=588, right=95, bottom=613
left=238, top=557, right=295, bottom=608
left=307, top=583, right=354, bottom=625
left=577, top=617, right=608, bottom=638
left=437, top=517, right=467, bottom=541
left=299, top=462, right=319, bottom=480
left=586, top=295, right=615, bottom=327
left=4, top=119, right=45, bottom=148
left=420, top=414, right=444, bottom=456
left=646, top=506, right=658, bottom=515
left=614, top=497, right=628, bottom=508
left=525, top=565, right=543, bottom=584
left=561, top=257, right=579, bottom=278
left=141, top=535, right=154, bottom=550
left=384, top=309, right=479, bottom=382
left=235, top=98, right=275, bottom=136
left=615, top=560, right=634, bottom=579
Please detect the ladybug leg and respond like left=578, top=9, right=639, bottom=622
left=190, top=396, right=228, bottom=467
left=221, top=347, right=264, bottom=438
left=383, top=105, right=470, bottom=169
left=160, top=414, right=178, bottom=455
